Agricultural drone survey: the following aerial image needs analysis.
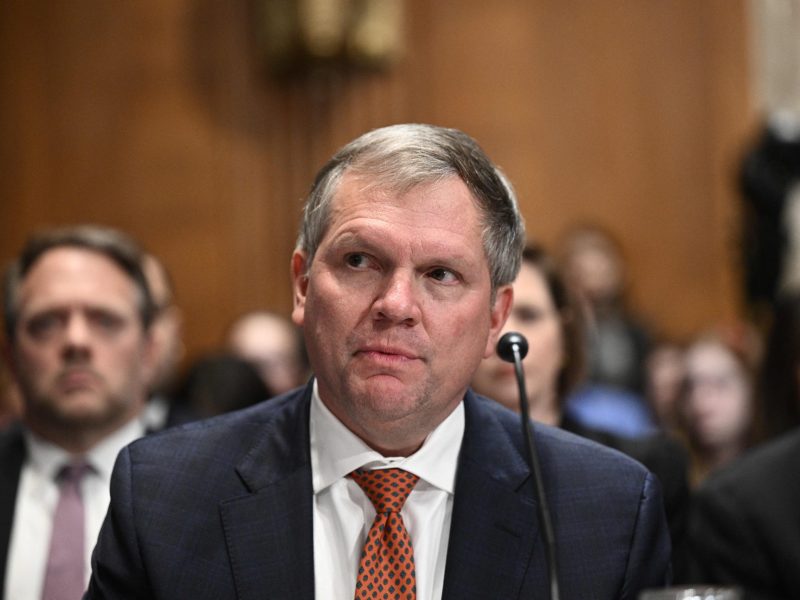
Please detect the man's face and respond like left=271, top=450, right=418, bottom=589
left=292, top=173, right=512, bottom=455
left=9, top=247, right=153, bottom=440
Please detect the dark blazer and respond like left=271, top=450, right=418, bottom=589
left=86, top=385, right=670, bottom=599
left=561, top=416, right=691, bottom=577
left=0, top=422, right=25, bottom=600
left=686, top=427, right=800, bottom=600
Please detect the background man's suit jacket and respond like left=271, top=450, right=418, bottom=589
left=86, top=384, right=671, bottom=599
left=0, top=423, right=25, bottom=599
left=687, top=427, right=800, bottom=600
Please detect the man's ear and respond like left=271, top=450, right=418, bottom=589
left=484, top=285, right=513, bottom=359
left=291, top=250, right=310, bottom=327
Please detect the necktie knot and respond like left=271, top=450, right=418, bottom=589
left=58, top=460, right=90, bottom=483
left=350, top=468, right=419, bottom=514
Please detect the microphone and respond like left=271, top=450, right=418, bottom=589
left=496, top=332, right=560, bottom=600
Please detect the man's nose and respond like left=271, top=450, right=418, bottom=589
left=372, top=271, right=421, bottom=326
left=61, top=314, right=92, bottom=360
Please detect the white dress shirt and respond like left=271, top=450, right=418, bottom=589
left=4, top=417, right=145, bottom=600
left=310, top=380, right=464, bottom=600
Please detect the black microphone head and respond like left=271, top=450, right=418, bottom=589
left=496, top=331, right=529, bottom=362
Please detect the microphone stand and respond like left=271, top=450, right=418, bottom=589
left=497, top=332, right=561, bottom=600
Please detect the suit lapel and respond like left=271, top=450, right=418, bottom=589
left=220, top=387, right=315, bottom=600
left=442, top=393, right=543, bottom=600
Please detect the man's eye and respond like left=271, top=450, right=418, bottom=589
left=89, top=311, right=125, bottom=332
left=25, top=314, right=62, bottom=338
left=428, top=268, right=458, bottom=283
left=514, top=306, right=545, bottom=323
left=345, top=253, right=370, bottom=268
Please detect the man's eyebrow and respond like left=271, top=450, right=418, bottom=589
left=327, top=230, right=382, bottom=250
left=326, top=228, right=480, bottom=272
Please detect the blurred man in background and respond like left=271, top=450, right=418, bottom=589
left=0, top=225, right=155, bottom=600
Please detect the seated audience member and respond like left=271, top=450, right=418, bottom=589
left=472, top=242, right=689, bottom=573
left=678, top=331, right=756, bottom=488
left=167, top=353, right=270, bottom=425
left=226, top=310, right=307, bottom=395
left=558, top=223, right=652, bottom=397
left=0, top=225, right=156, bottom=600
left=86, top=124, right=670, bottom=599
left=470, top=244, right=585, bottom=427
left=645, top=340, right=686, bottom=433
left=140, top=253, right=184, bottom=430
left=687, top=425, right=800, bottom=598
left=685, top=295, right=800, bottom=597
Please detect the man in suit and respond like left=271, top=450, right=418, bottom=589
left=87, top=124, right=671, bottom=599
left=0, top=225, right=156, bottom=599
left=686, top=427, right=800, bottom=599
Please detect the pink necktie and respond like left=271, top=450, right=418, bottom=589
left=350, top=468, right=419, bottom=600
left=41, top=461, right=90, bottom=600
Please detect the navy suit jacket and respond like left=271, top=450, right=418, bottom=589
left=86, top=385, right=670, bottom=599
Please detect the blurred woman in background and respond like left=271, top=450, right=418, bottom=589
left=644, top=340, right=686, bottom=433
left=471, top=244, right=584, bottom=426
left=679, top=332, right=757, bottom=487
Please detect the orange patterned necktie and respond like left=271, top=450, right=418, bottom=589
left=350, top=468, right=420, bottom=600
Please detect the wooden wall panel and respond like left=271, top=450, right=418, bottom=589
left=411, top=0, right=754, bottom=337
left=0, top=0, right=754, bottom=369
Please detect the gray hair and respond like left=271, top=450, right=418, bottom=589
left=3, top=224, right=155, bottom=341
left=296, top=124, right=526, bottom=292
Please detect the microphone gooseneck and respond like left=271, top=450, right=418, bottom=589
left=496, top=332, right=560, bottom=600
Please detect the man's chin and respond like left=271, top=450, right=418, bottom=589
left=357, top=376, right=423, bottom=408
left=43, top=392, right=121, bottom=426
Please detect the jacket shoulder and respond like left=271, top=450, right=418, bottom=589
left=125, top=387, right=310, bottom=472
left=466, top=391, right=654, bottom=490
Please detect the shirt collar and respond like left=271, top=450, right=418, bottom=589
left=24, top=416, right=146, bottom=482
left=24, top=431, right=71, bottom=482
left=310, top=379, right=464, bottom=495
left=87, top=417, right=145, bottom=480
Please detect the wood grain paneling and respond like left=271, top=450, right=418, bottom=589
left=0, top=1, right=754, bottom=367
